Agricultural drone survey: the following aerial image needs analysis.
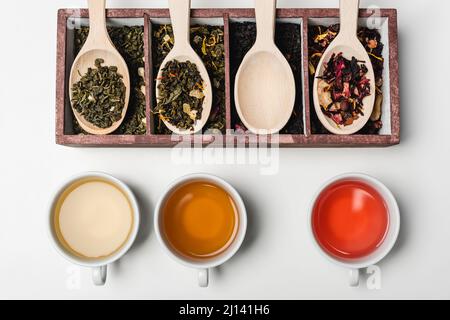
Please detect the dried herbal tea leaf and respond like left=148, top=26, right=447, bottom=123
left=317, top=53, right=371, bottom=126
left=73, top=26, right=146, bottom=135
left=71, top=58, right=126, bottom=129
left=152, top=25, right=225, bottom=134
left=309, top=24, right=384, bottom=134
left=155, top=60, right=205, bottom=131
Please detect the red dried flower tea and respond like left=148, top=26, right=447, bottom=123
left=309, top=24, right=384, bottom=134
left=317, top=53, right=371, bottom=126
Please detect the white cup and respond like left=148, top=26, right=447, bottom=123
left=47, top=172, right=140, bottom=286
left=308, top=173, right=400, bottom=287
left=154, top=173, right=247, bottom=287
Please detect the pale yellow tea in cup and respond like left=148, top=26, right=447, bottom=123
left=53, top=178, right=134, bottom=259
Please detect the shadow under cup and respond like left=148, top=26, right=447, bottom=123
left=155, top=174, right=247, bottom=269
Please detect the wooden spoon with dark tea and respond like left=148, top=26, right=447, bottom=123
left=313, top=0, right=376, bottom=135
left=69, top=0, right=130, bottom=135
left=155, top=0, right=212, bottom=135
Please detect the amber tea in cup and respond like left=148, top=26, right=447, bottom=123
left=161, top=180, right=239, bottom=260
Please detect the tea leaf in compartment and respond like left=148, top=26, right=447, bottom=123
left=73, top=26, right=147, bottom=135
left=152, top=25, right=225, bottom=134
left=229, top=22, right=304, bottom=134
left=308, top=24, right=384, bottom=134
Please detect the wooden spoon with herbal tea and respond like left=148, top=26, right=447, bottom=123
left=313, top=0, right=376, bottom=135
left=69, top=0, right=130, bottom=135
left=155, top=0, right=212, bottom=135
left=234, top=0, right=295, bottom=135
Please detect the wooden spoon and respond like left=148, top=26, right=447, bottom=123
left=313, top=0, right=376, bottom=135
left=69, top=0, right=130, bottom=135
left=155, top=0, right=212, bottom=135
left=234, top=0, right=295, bottom=135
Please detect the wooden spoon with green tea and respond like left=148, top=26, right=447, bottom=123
left=234, top=0, right=296, bottom=135
left=312, top=0, right=376, bottom=135
left=69, top=0, right=130, bottom=135
left=155, top=0, right=212, bottom=135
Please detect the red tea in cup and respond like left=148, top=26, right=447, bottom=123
left=312, top=180, right=389, bottom=260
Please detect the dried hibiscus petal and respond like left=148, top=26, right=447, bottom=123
left=317, top=52, right=371, bottom=126
left=331, top=113, right=343, bottom=125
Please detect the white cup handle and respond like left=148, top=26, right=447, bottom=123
left=92, top=265, right=107, bottom=286
left=198, top=268, right=209, bottom=288
left=349, top=268, right=360, bottom=287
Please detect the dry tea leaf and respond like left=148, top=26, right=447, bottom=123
left=317, top=53, right=371, bottom=126
left=309, top=24, right=385, bottom=134
left=155, top=60, right=205, bottom=131
left=229, top=22, right=304, bottom=134
left=71, top=58, right=126, bottom=129
left=189, top=89, right=205, bottom=99
left=370, top=93, right=383, bottom=121
left=73, top=26, right=146, bottom=135
left=153, top=25, right=225, bottom=134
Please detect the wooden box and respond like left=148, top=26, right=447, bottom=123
left=56, top=8, right=399, bottom=147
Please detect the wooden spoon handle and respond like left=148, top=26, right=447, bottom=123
left=339, top=0, right=360, bottom=40
left=169, top=0, right=191, bottom=50
left=86, top=0, right=109, bottom=45
left=255, top=0, right=276, bottom=46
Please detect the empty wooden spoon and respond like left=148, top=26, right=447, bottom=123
left=69, top=0, right=130, bottom=135
left=234, top=0, right=296, bottom=135
left=313, top=0, right=376, bottom=135
left=155, top=0, right=212, bottom=135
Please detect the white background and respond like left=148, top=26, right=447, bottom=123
left=0, top=0, right=448, bottom=300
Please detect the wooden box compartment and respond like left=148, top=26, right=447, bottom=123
left=56, top=8, right=399, bottom=147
